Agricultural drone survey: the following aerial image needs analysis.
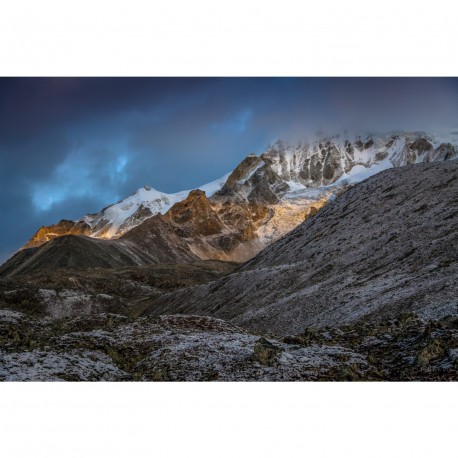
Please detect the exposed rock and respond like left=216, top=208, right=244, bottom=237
left=222, top=154, right=262, bottom=190
left=253, top=338, right=282, bottom=365
left=415, top=339, right=445, bottom=367
left=410, top=137, right=433, bottom=154
left=24, top=220, right=92, bottom=249
left=121, top=191, right=272, bottom=263
left=167, top=190, right=225, bottom=236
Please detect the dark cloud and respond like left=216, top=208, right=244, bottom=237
left=0, top=77, right=457, bottom=263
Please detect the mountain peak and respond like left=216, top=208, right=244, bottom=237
left=17, top=130, right=458, bottom=254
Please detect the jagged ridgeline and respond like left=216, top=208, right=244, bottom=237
left=2, top=131, right=458, bottom=274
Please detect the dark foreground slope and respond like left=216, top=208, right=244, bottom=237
left=0, top=229, right=199, bottom=277
left=144, top=161, right=458, bottom=335
left=0, top=261, right=237, bottom=319
left=1, top=311, right=456, bottom=381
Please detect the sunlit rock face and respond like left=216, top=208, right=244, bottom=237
left=18, top=131, right=458, bottom=265
left=24, top=220, right=92, bottom=248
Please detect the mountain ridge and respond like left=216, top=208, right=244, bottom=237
left=7, top=130, right=458, bottom=269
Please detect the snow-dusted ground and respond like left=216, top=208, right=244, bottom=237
left=0, top=312, right=370, bottom=381
left=0, top=349, right=127, bottom=381
left=1, top=311, right=455, bottom=381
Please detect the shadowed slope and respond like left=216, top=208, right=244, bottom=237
left=143, top=161, right=458, bottom=335
left=0, top=234, right=194, bottom=277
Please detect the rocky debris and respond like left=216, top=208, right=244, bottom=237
left=0, top=261, right=238, bottom=319
left=143, top=161, right=458, bottom=335
left=253, top=338, right=282, bottom=365
left=415, top=339, right=446, bottom=367
left=0, top=310, right=455, bottom=381
left=0, top=311, right=367, bottom=381
left=0, top=348, right=128, bottom=382
left=284, top=313, right=458, bottom=381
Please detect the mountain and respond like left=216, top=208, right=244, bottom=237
left=143, top=160, right=458, bottom=335
left=8, top=131, right=458, bottom=271
left=213, top=130, right=458, bottom=202
left=115, top=133, right=457, bottom=262
left=23, top=174, right=230, bottom=248
left=120, top=189, right=278, bottom=262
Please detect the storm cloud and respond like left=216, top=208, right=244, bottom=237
left=1, top=77, right=457, bottom=262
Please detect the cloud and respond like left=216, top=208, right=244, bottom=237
left=30, top=147, right=130, bottom=212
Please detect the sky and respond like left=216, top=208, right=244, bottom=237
left=1, top=77, right=458, bottom=263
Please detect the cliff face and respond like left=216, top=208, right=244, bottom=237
left=122, top=190, right=273, bottom=263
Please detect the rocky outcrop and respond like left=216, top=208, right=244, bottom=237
left=122, top=190, right=272, bottom=262
left=253, top=338, right=282, bottom=365
left=221, top=154, right=262, bottom=190
left=24, top=219, right=92, bottom=249
left=167, top=190, right=225, bottom=236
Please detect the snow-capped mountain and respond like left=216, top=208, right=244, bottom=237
left=79, top=173, right=230, bottom=239
left=215, top=130, right=458, bottom=203
left=23, top=173, right=230, bottom=248
left=22, top=131, right=457, bottom=254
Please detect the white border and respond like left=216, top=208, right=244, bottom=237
left=0, top=2, right=457, bottom=456
left=0, top=383, right=456, bottom=457
left=1, top=0, right=458, bottom=76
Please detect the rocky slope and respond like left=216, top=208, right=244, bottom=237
left=121, top=190, right=278, bottom=262
left=143, top=160, right=458, bottom=335
left=0, top=261, right=237, bottom=319
left=1, top=310, right=455, bottom=381
left=0, top=233, right=200, bottom=277
left=17, top=131, right=458, bottom=266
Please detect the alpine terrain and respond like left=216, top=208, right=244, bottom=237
left=13, top=130, right=458, bottom=268
left=1, top=131, right=457, bottom=381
